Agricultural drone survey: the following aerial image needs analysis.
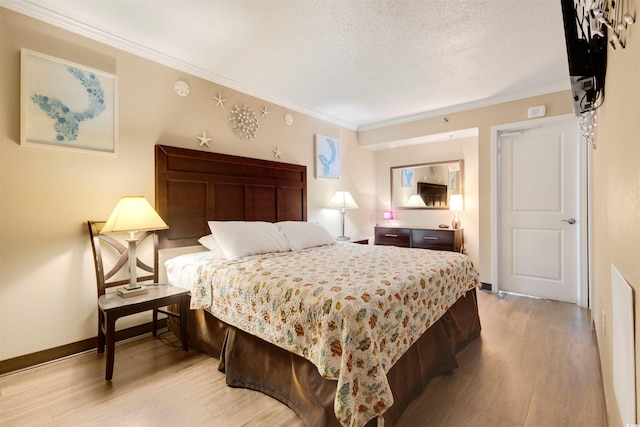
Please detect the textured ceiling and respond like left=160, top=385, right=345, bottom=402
left=4, top=0, right=571, bottom=130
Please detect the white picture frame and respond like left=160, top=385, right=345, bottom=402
left=315, top=134, right=340, bottom=179
left=402, top=168, right=414, bottom=187
left=20, top=49, right=117, bottom=154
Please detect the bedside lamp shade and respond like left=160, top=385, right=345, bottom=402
left=327, top=191, right=359, bottom=210
left=405, top=194, right=427, bottom=207
left=101, top=196, right=168, bottom=235
left=449, top=194, right=463, bottom=212
left=101, top=196, right=168, bottom=297
left=383, top=211, right=394, bottom=220
left=327, top=191, right=358, bottom=240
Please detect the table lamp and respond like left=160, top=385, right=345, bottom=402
left=449, top=194, right=463, bottom=229
left=383, top=210, right=394, bottom=225
left=101, top=196, right=168, bottom=297
left=327, top=191, right=358, bottom=240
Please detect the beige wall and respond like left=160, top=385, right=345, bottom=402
left=4, top=8, right=634, bottom=426
left=373, top=137, right=480, bottom=271
left=0, top=8, right=375, bottom=360
left=361, top=92, right=574, bottom=283
left=590, top=24, right=640, bottom=427
left=363, top=25, right=640, bottom=426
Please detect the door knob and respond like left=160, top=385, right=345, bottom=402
left=561, top=218, right=576, bottom=224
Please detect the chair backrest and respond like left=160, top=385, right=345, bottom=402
left=87, top=220, right=159, bottom=297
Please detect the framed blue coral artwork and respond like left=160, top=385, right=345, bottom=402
left=20, top=49, right=117, bottom=153
left=315, top=134, right=340, bottom=179
left=402, top=168, right=414, bottom=187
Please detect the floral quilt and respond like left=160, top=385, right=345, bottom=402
left=190, top=243, right=479, bottom=427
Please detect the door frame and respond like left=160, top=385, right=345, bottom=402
left=491, top=113, right=591, bottom=308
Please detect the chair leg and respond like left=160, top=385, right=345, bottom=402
left=179, top=296, right=188, bottom=352
left=152, top=308, right=158, bottom=338
left=97, top=311, right=106, bottom=355
left=105, top=315, right=116, bottom=381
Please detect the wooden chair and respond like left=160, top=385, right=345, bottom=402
left=87, top=220, right=189, bottom=380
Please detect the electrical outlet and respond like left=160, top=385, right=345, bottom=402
left=602, top=310, right=606, bottom=338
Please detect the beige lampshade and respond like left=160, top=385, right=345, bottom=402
left=101, top=196, right=168, bottom=234
left=405, top=194, right=427, bottom=207
left=327, top=191, right=359, bottom=209
left=449, top=194, right=464, bottom=211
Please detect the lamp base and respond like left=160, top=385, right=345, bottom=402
left=117, top=285, right=149, bottom=298
left=451, top=212, right=461, bottom=229
left=336, top=236, right=350, bottom=241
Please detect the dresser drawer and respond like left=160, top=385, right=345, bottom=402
left=411, top=229, right=455, bottom=250
left=374, top=227, right=411, bottom=247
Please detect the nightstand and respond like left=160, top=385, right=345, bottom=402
left=374, top=226, right=463, bottom=252
left=88, top=220, right=190, bottom=381
left=98, top=284, right=189, bottom=380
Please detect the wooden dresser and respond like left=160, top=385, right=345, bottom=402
left=374, top=226, right=463, bottom=252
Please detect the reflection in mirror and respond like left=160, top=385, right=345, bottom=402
left=390, top=160, right=464, bottom=209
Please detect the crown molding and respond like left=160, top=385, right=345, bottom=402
left=2, top=0, right=358, bottom=130
left=2, top=1, right=571, bottom=135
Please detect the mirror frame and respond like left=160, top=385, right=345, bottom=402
left=390, top=159, right=464, bottom=210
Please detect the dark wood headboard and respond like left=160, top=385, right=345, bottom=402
left=155, top=145, right=307, bottom=249
left=417, top=182, right=447, bottom=207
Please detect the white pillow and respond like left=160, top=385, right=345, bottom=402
left=276, top=221, right=336, bottom=251
left=208, top=221, right=291, bottom=259
left=197, top=234, right=227, bottom=259
left=165, top=250, right=223, bottom=291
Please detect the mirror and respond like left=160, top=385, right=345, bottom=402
left=390, top=160, right=464, bottom=209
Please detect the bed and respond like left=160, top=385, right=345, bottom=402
left=154, top=145, right=481, bottom=427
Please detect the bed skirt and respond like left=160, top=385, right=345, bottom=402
left=168, top=288, right=481, bottom=426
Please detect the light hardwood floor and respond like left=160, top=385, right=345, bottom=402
left=0, top=290, right=607, bottom=426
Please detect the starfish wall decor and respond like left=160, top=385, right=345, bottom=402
left=197, top=131, right=212, bottom=147
left=213, top=92, right=226, bottom=108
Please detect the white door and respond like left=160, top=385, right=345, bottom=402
left=498, top=117, right=581, bottom=303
